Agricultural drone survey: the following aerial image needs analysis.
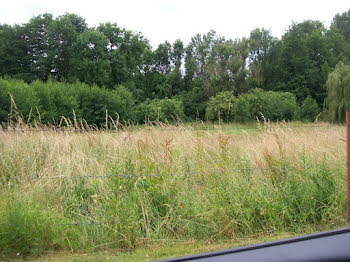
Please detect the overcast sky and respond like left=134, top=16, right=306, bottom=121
left=1, top=0, right=349, bottom=48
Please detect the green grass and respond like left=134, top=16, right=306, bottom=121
left=7, top=229, right=332, bottom=261
left=0, top=122, right=348, bottom=260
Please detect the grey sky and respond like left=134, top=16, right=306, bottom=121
left=1, top=0, right=349, bottom=48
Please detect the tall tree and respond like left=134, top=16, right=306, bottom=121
left=98, top=23, right=129, bottom=86
left=203, top=38, right=249, bottom=97
left=0, top=24, right=32, bottom=81
left=153, top=41, right=172, bottom=75
left=70, top=30, right=110, bottom=86
left=168, top=39, right=185, bottom=95
left=99, top=23, right=151, bottom=91
left=324, top=62, right=350, bottom=122
left=248, top=28, right=276, bottom=88
left=326, top=26, right=350, bottom=67
left=49, top=13, right=87, bottom=81
left=332, top=9, right=350, bottom=43
left=22, top=13, right=54, bottom=81
left=264, top=20, right=331, bottom=104
left=171, top=39, right=184, bottom=70
left=184, top=30, right=219, bottom=88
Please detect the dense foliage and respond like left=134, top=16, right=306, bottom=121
left=0, top=9, right=350, bottom=124
left=0, top=78, right=135, bottom=126
left=0, top=78, right=319, bottom=126
left=324, top=62, right=350, bottom=122
left=206, top=89, right=299, bottom=123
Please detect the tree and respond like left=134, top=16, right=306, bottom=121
left=154, top=41, right=172, bottom=75
left=168, top=39, right=185, bottom=96
left=22, top=14, right=54, bottom=81
left=332, top=9, right=350, bottom=43
left=172, top=39, right=184, bottom=70
left=203, top=38, right=249, bottom=97
left=49, top=13, right=87, bottom=81
left=99, top=23, right=143, bottom=87
left=99, top=23, right=152, bottom=94
left=264, top=20, right=331, bottom=105
left=0, top=24, right=32, bottom=81
left=248, top=28, right=276, bottom=88
left=324, top=62, right=350, bottom=122
left=70, top=30, right=110, bottom=86
left=98, top=22, right=128, bottom=86
left=326, top=26, right=350, bottom=67
left=184, top=30, right=219, bottom=89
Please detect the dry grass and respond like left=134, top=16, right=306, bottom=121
left=0, top=122, right=344, bottom=179
left=0, top=122, right=347, bottom=258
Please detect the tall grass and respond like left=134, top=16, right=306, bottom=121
left=0, top=122, right=347, bottom=258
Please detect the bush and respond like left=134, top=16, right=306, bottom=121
left=73, top=84, right=110, bottom=126
left=177, top=87, right=207, bottom=121
left=244, top=88, right=269, bottom=120
left=108, top=85, right=136, bottom=123
left=265, top=91, right=298, bottom=121
left=73, top=83, right=136, bottom=127
left=0, top=78, right=13, bottom=123
left=0, top=77, right=137, bottom=127
left=300, top=96, right=320, bottom=122
left=0, top=78, right=40, bottom=124
left=205, top=89, right=298, bottom=123
left=136, top=98, right=185, bottom=123
left=241, top=89, right=298, bottom=121
left=233, top=95, right=250, bottom=122
left=31, top=80, right=81, bottom=124
left=205, top=91, right=236, bottom=122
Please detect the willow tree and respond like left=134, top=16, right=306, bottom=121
left=325, top=62, right=350, bottom=122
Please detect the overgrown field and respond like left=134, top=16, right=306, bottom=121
left=0, top=123, right=348, bottom=259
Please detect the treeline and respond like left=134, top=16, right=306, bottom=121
left=0, top=10, right=350, bottom=125
left=0, top=77, right=320, bottom=126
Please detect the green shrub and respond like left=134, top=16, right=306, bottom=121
left=239, top=89, right=298, bottom=122
left=31, top=80, right=81, bottom=124
left=244, top=88, right=269, bottom=119
left=0, top=78, right=40, bottom=124
left=265, top=91, right=298, bottom=121
left=177, top=87, right=207, bottom=120
left=108, top=85, right=136, bottom=122
left=75, top=83, right=136, bottom=126
left=0, top=78, right=12, bottom=123
left=136, top=98, right=185, bottom=123
left=233, top=95, right=251, bottom=122
left=300, top=96, right=320, bottom=122
left=205, top=91, right=236, bottom=122
left=74, top=85, right=110, bottom=126
left=206, top=89, right=298, bottom=123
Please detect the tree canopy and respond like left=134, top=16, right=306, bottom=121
left=325, top=62, right=350, bottom=122
left=0, top=9, right=350, bottom=124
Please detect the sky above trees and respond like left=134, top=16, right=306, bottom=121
left=1, top=0, right=349, bottom=48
